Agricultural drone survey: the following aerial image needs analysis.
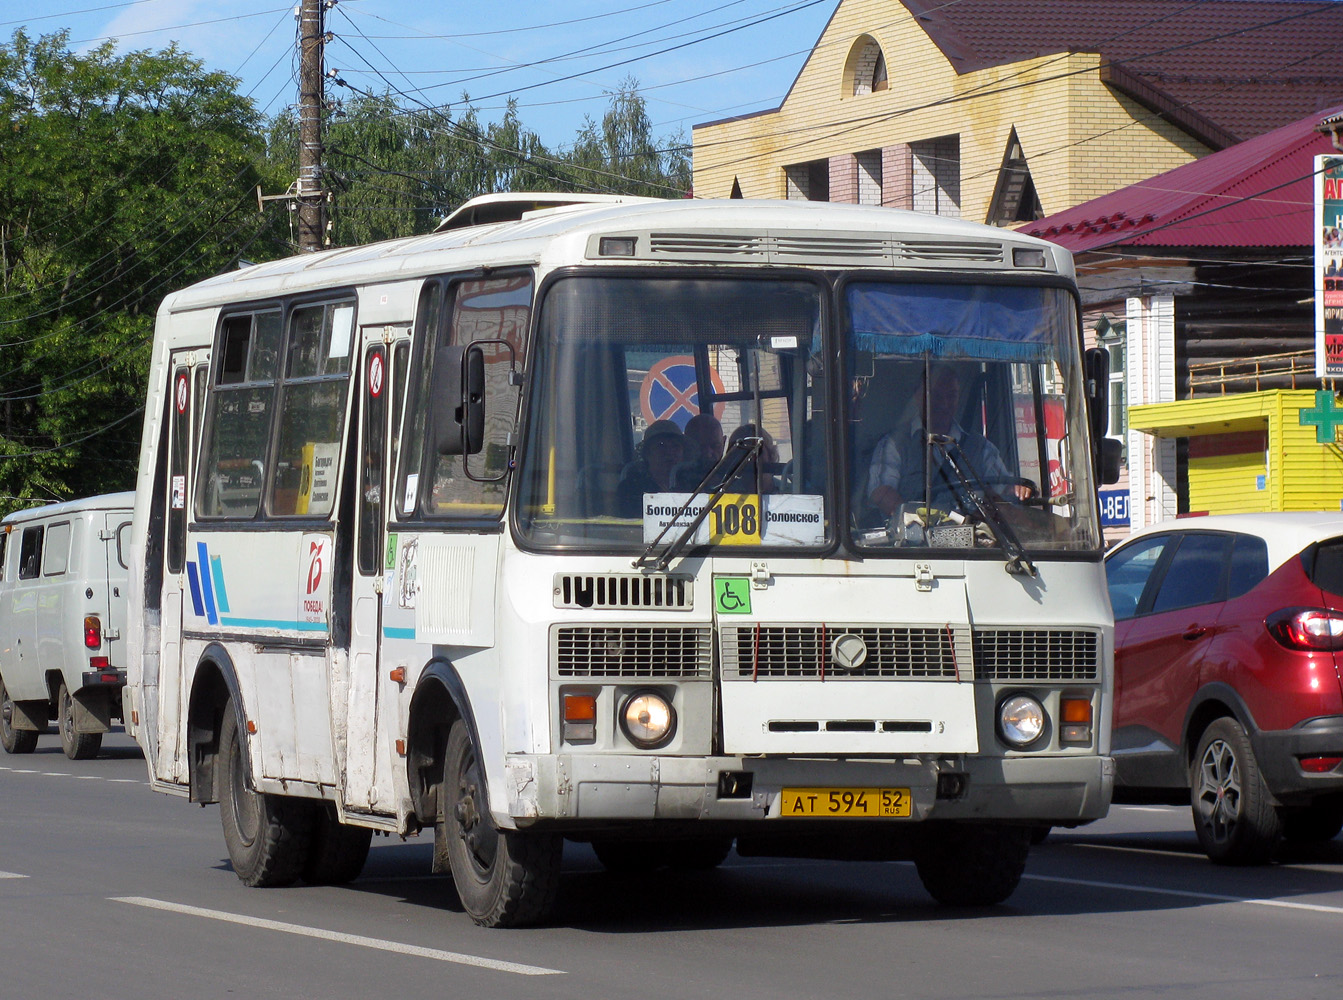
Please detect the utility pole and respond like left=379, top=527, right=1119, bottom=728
left=297, top=0, right=326, bottom=252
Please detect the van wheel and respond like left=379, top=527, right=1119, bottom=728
left=914, top=823, right=1031, bottom=906
left=1, top=678, right=38, bottom=755
left=303, top=805, right=372, bottom=885
left=218, top=704, right=313, bottom=886
left=57, top=683, right=102, bottom=760
left=1191, top=718, right=1281, bottom=865
left=442, top=719, right=561, bottom=927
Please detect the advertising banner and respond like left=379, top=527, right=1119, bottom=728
left=1317, top=155, right=1343, bottom=377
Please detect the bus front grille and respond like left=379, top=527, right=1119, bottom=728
left=721, top=625, right=961, bottom=679
left=971, top=629, right=1100, bottom=680
left=553, top=573, right=693, bottom=610
left=554, top=626, right=712, bottom=678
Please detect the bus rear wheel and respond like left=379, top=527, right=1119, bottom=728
left=442, top=719, right=561, bottom=927
left=57, top=683, right=102, bottom=760
left=1, top=677, right=38, bottom=755
left=914, top=822, right=1031, bottom=906
left=218, top=704, right=313, bottom=887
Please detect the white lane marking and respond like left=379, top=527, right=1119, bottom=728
left=1071, top=842, right=1195, bottom=860
left=110, top=897, right=565, bottom=976
left=106, top=779, right=141, bottom=783
left=0, top=871, right=28, bottom=879
left=1120, top=805, right=1180, bottom=813
left=9, top=769, right=37, bottom=774
left=1025, top=873, right=1343, bottom=915
left=77, top=775, right=101, bottom=780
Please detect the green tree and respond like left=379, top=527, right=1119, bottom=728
left=563, top=76, right=691, bottom=198
left=0, top=29, right=282, bottom=511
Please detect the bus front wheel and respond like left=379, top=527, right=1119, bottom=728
left=442, top=719, right=561, bottom=927
left=914, top=822, right=1031, bottom=906
left=218, top=704, right=313, bottom=887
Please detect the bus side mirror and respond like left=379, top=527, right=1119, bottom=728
left=1100, top=437, right=1122, bottom=484
left=433, top=345, right=486, bottom=456
left=1083, top=347, right=1109, bottom=445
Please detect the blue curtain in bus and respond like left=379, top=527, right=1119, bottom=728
left=846, top=283, right=1062, bottom=363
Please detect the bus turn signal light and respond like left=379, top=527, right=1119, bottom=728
left=1061, top=697, right=1092, bottom=743
left=562, top=693, right=597, bottom=744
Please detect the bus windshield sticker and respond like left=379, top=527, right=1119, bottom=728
left=643, top=493, right=824, bottom=547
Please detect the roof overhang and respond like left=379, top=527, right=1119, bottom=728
left=1128, top=391, right=1293, bottom=438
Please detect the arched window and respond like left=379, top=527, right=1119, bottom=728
left=848, top=37, right=887, bottom=96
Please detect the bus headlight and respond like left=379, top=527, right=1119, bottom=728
left=998, top=694, right=1046, bottom=748
left=620, top=690, right=675, bottom=749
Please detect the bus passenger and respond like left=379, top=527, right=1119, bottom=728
left=617, top=419, right=685, bottom=516
left=672, top=412, right=726, bottom=489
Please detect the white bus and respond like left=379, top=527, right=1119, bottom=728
left=126, top=194, right=1119, bottom=926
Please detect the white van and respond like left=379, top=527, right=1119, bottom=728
left=0, top=492, right=134, bottom=759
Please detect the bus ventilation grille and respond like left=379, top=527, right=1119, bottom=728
left=971, top=629, right=1100, bottom=681
left=644, top=233, right=1004, bottom=266
left=553, top=573, right=693, bottom=610
left=721, top=625, right=960, bottom=679
left=554, top=626, right=712, bottom=678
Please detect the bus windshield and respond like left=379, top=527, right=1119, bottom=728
left=516, top=274, right=1100, bottom=556
left=517, top=274, right=830, bottom=550
left=846, top=280, right=1099, bottom=552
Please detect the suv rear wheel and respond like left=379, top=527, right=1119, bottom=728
left=1191, top=718, right=1281, bottom=864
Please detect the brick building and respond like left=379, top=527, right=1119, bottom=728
left=692, top=0, right=1343, bottom=225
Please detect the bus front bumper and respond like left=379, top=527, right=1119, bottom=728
left=503, top=753, right=1113, bottom=828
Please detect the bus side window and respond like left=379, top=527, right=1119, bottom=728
left=18, top=526, right=43, bottom=580
left=423, top=274, right=532, bottom=517
left=357, top=343, right=387, bottom=576
left=268, top=300, right=355, bottom=518
left=167, top=366, right=191, bottom=573
left=0, top=531, right=7, bottom=581
left=396, top=283, right=441, bottom=518
left=199, top=310, right=282, bottom=518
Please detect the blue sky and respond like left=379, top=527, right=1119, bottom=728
left=2, top=0, right=841, bottom=148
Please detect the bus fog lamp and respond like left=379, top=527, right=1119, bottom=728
left=620, top=691, right=675, bottom=748
left=998, top=694, right=1045, bottom=747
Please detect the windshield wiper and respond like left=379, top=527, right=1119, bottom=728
left=633, top=436, right=762, bottom=572
left=928, top=434, right=1037, bottom=577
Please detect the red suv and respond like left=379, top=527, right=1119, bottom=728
left=1105, top=513, right=1343, bottom=864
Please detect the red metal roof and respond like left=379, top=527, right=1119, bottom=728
left=906, top=0, right=1343, bottom=142
left=1020, top=104, right=1343, bottom=251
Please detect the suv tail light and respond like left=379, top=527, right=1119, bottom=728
left=1265, top=607, right=1343, bottom=650
left=84, top=615, right=102, bottom=649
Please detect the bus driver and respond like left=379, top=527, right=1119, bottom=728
left=868, top=364, right=1024, bottom=518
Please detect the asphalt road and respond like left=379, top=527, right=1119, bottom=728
left=4, top=733, right=1343, bottom=1000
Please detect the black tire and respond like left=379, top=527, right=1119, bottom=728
left=1, top=677, right=38, bottom=755
left=914, top=823, right=1031, bottom=906
left=218, top=704, right=314, bottom=887
left=442, top=719, right=561, bottom=927
left=1029, top=825, right=1052, bottom=846
left=592, top=837, right=734, bottom=873
left=1279, top=802, right=1343, bottom=844
left=303, top=805, right=373, bottom=885
left=1190, top=717, right=1281, bottom=865
left=57, top=683, right=102, bottom=760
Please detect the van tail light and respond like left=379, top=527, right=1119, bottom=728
left=84, top=615, right=102, bottom=649
left=1265, top=607, right=1343, bottom=651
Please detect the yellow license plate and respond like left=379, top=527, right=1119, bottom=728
left=779, top=787, right=911, bottom=818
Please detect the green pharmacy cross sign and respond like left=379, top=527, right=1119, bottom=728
left=1300, top=391, right=1343, bottom=444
